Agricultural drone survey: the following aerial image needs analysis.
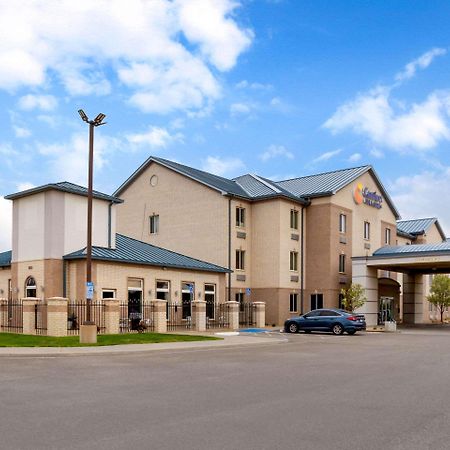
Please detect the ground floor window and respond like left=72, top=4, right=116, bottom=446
left=290, top=293, right=298, bottom=312
left=102, top=289, right=116, bottom=299
left=128, top=278, right=143, bottom=329
left=181, top=282, right=194, bottom=319
left=205, top=284, right=216, bottom=319
left=311, top=293, right=323, bottom=310
left=25, top=276, right=37, bottom=298
left=156, top=280, right=170, bottom=300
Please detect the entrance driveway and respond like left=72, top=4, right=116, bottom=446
left=1, top=329, right=450, bottom=450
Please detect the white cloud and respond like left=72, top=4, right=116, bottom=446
left=37, top=132, right=119, bottom=185
left=16, top=182, right=35, bottom=192
left=391, top=168, right=450, bottom=236
left=13, top=126, right=31, bottom=138
left=324, top=48, right=450, bottom=152
left=0, top=1, right=252, bottom=114
left=0, top=196, right=12, bottom=251
left=230, top=102, right=252, bottom=115
left=126, top=126, right=183, bottom=149
left=324, top=87, right=450, bottom=151
left=18, top=94, right=58, bottom=111
left=236, top=80, right=272, bottom=90
left=312, top=149, right=342, bottom=164
left=370, top=148, right=384, bottom=158
left=259, top=144, right=294, bottom=162
left=201, top=156, right=245, bottom=176
left=348, top=152, right=362, bottom=163
left=395, top=48, right=447, bottom=83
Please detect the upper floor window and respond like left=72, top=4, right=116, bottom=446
left=289, top=251, right=298, bottom=271
left=236, top=207, right=245, bottom=227
left=25, top=276, right=37, bottom=298
left=364, top=221, right=370, bottom=240
left=150, top=214, right=159, bottom=234
left=236, top=250, right=245, bottom=270
left=385, top=228, right=391, bottom=245
left=339, top=214, right=346, bottom=233
left=290, top=209, right=299, bottom=230
left=339, top=254, right=346, bottom=273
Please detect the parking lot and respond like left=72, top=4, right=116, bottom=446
left=1, top=329, right=450, bottom=450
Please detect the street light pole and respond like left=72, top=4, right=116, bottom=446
left=78, top=110, right=106, bottom=332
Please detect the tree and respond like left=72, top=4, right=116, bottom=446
left=340, top=283, right=367, bottom=312
left=427, top=275, right=450, bottom=323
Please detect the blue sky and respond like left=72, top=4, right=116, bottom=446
left=1, top=0, right=450, bottom=250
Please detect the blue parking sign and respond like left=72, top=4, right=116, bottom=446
left=86, top=282, right=94, bottom=300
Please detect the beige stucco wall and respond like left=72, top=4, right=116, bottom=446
left=67, top=260, right=226, bottom=304
left=13, top=191, right=114, bottom=263
left=116, top=162, right=229, bottom=268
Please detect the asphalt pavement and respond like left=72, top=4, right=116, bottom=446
left=1, top=329, right=450, bottom=450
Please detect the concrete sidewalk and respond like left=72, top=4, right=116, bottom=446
left=0, top=331, right=287, bottom=357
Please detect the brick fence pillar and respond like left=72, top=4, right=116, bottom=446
left=253, top=302, right=266, bottom=328
left=192, top=301, right=206, bottom=332
left=0, top=298, right=6, bottom=329
left=152, top=300, right=167, bottom=333
left=46, top=297, right=68, bottom=337
left=227, top=301, right=240, bottom=330
left=22, top=298, right=38, bottom=335
left=104, top=300, right=120, bottom=334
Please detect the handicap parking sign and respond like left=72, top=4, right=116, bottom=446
left=86, top=282, right=94, bottom=300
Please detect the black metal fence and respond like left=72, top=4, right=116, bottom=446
left=0, top=300, right=23, bottom=333
left=167, top=301, right=193, bottom=331
left=34, top=302, right=47, bottom=335
left=239, top=302, right=256, bottom=327
left=119, top=300, right=155, bottom=333
left=206, top=302, right=231, bottom=329
left=67, top=301, right=106, bottom=335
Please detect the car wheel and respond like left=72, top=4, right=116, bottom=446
left=287, top=322, right=299, bottom=333
left=347, top=330, right=356, bottom=335
left=332, top=323, right=344, bottom=335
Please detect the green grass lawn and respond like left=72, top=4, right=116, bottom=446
left=0, top=332, right=220, bottom=347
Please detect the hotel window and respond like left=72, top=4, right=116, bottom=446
left=290, top=209, right=299, bottom=230
left=235, top=292, right=244, bottom=304
left=311, top=293, right=323, bottom=310
left=25, top=276, right=37, bottom=298
left=339, top=254, right=346, bottom=273
left=339, top=214, right=346, bottom=233
left=156, top=280, right=170, bottom=300
left=364, top=221, right=370, bottom=240
left=236, top=207, right=245, bottom=227
left=385, top=228, right=391, bottom=245
left=102, top=289, right=116, bottom=299
left=205, top=284, right=216, bottom=319
left=236, top=250, right=245, bottom=270
left=181, top=282, right=194, bottom=319
left=290, top=293, right=298, bottom=312
left=290, top=251, right=298, bottom=271
left=149, top=214, right=159, bottom=234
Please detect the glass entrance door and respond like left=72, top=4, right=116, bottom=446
left=378, top=296, right=394, bottom=325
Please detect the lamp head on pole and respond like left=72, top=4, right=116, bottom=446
left=78, top=109, right=89, bottom=123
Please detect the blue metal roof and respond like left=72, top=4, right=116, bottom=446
left=64, top=234, right=230, bottom=273
left=373, top=241, right=450, bottom=256
left=5, top=181, right=123, bottom=204
left=0, top=250, right=11, bottom=267
left=396, top=218, right=445, bottom=239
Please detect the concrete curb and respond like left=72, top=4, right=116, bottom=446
left=0, top=333, right=287, bottom=358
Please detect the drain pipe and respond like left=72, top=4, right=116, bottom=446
left=300, top=199, right=310, bottom=314
left=228, top=196, right=232, bottom=302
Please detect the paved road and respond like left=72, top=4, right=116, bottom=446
left=1, top=330, right=450, bottom=450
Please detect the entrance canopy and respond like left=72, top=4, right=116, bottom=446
left=354, top=241, right=450, bottom=274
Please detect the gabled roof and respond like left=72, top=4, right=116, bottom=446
left=64, top=234, right=230, bottom=273
left=276, top=165, right=400, bottom=219
left=396, top=218, right=446, bottom=240
left=0, top=250, right=11, bottom=267
left=114, top=156, right=306, bottom=204
left=233, top=173, right=306, bottom=203
left=373, top=241, right=450, bottom=257
left=5, top=181, right=123, bottom=204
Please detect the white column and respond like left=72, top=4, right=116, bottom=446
left=352, top=259, right=379, bottom=326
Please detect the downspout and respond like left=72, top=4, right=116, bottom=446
left=300, top=205, right=304, bottom=314
left=228, top=196, right=232, bottom=301
left=63, top=259, right=67, bottom=298
left=108, top=202, right=112, bottom=248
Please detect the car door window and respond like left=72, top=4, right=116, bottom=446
left=304, top=311, right=320, bottom=318
left=320, top=310, right=340, bottom=317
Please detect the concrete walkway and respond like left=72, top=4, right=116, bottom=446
left=0, top=331, right=287, bottom=357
